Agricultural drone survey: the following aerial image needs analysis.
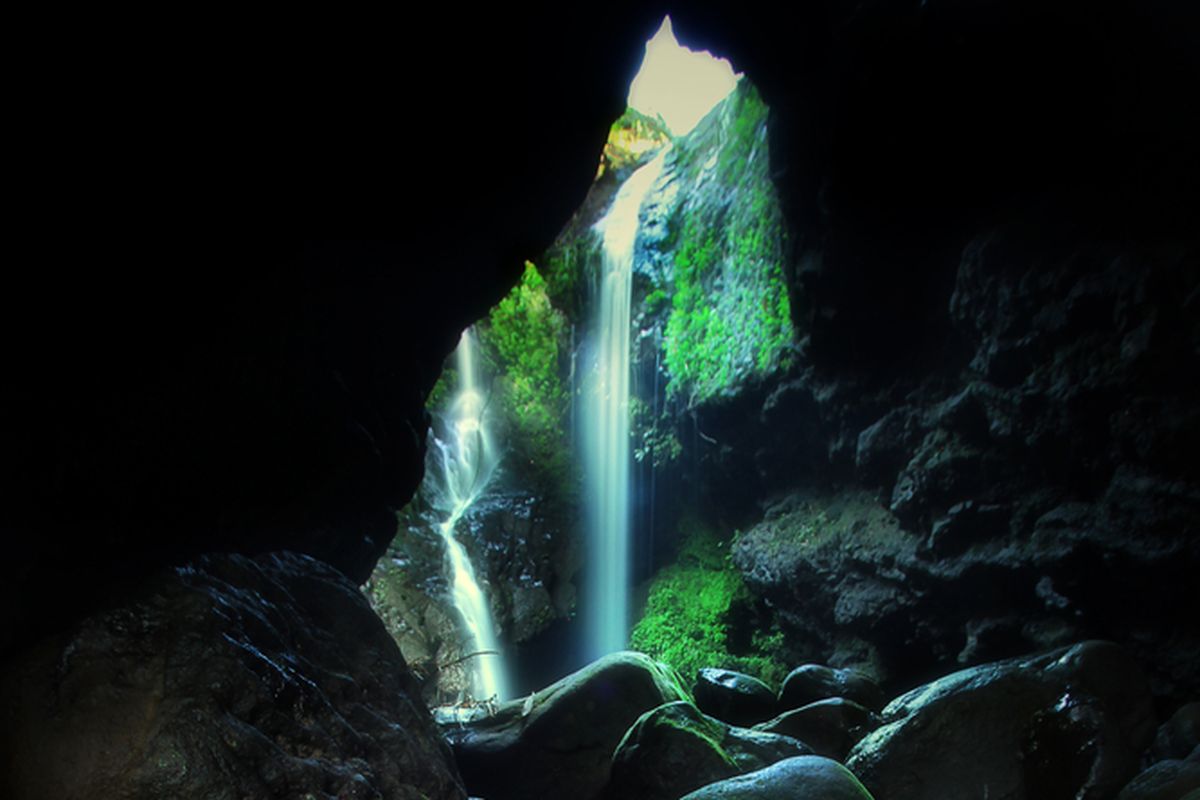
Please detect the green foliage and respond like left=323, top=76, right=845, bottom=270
left=425, top=366, right=458, bottom=410
left=540, top=233, right=595, bottom=320
left=631, top=519, right=788, bottom=687
left=602, top=106, right=673, bottom=174
left=660, top=83, right=794, bottom=406
left=630, top=396, right=682, bottom=469
left=478, top=262, right=572, bottom=495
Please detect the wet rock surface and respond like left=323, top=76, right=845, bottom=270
left=1117, top=757, right=1200, bottom=800
left=779, top=664, right=883, bottom=713
left=443, top=651, right=688, bottom=800
left=368, top=490, right=578, bottom=704
left=722, top=226, right=1200, bottom=701
left=1150, top=702, right=1200, bottom=762
left=755, top=698, right=881, bottom=762
left=679, top=755, right=875, bottom=800
left=606, top=700, right=811, bottom=800
left=846, top=641, right=1155, bottom=800
left=693, top=668, right=779, bottom=728
left=0, top=551, right=464, bottom=800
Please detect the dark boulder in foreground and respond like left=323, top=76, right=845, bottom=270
left=694, top=667, right=779, bottom=727
left=755, top=698, right=882, bottom=761
left=680, top=755, right=875, bottom=799
left=606, top=700, right=811, bottom=800
left=443, top=651, right=688, bottom=800
left=1116, top=754, right=1200, bottom=800
left=0, top=552, right=463, bottom=800
left=846, top=641, right=1155, bottom=800
left=779, top=664, right=884, bottom=712
left=1150, top=702, right=1200, bottom=762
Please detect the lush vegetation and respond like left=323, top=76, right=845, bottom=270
left=601, top=106, right=672, bottom=176
left=631, top=518, right=788, bottom=687
left=477, top=262, right=573, bottom=496
left=659, top=83, right=794, bottom=406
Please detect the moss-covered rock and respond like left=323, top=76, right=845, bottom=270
left=651, top=80, right=794, bottom=407
left=631, top=519, right=788, bottom=688
left=606, top=700, right=811, bottom=800
left=444, top=652, right=689, bottom=800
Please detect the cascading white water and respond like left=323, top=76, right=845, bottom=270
left=583, top=146, right=670, bottom=660
left=428, top=329, right=509, bottom=702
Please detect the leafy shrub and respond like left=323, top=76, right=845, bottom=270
left=478, top=262, right=573, bottom=496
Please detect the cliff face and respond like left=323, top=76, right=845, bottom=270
left=659, top=1, right=1200, bottom=702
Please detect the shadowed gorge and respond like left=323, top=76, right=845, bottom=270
left=3, top=3, right=1198, bottom=798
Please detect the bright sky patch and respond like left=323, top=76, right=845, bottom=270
left=626, top=16, right=740, bottom=136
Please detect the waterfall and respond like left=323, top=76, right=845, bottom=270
left=583, top=146, right=670, bottom=660
left=428, top=329, right=509, bottom=702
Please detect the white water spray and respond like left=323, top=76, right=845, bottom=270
left=583, top=147, right=670, bottom=660
left=428, top=329, right=509, bottom=701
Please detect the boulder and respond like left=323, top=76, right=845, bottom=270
left=780, top=664, right=884, bottom=712
left=443, top=651, right=688, bottom=800
left=606, top=700, right=811, bottom=800
left=0, top=552, right=464, bottom=800
left=694, top=668, right=779, bottom=727
left=1150, top=702, right=1200, bottom=762
left=846, top=641, right=1156, bottom=800
left=680, top=755, right=875, bottom=799
left=755, top=698, right=881, bottom=761
left=1116, top=758, right=1200, bottom=800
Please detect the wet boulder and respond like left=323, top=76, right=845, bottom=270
left=1116, top=755, right=1200, bottom=800
left=846, top=641, right=1156, bottom=800
left=443, top=651, right=689, bottom=800
left=606, top=700, right=811, bottom=800
left=680, top=755, right=875, bottom=799
left=780, top=664, right=884, bottom=712
left=694, top=668, right=779, bottom=727
left=0, top=552, right=465, bottom=800
left=1150, top=702, right=1200, bottom=762
left=755, top=698, right=882, bottom=761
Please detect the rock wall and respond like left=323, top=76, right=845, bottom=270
left=0, top=552, right=464, bottom=800
left=661, top=1, right=1199, bottom=704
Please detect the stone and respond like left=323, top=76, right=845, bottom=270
left=694, top=668, right=779, bottom=727
left=0, top=552, right=464, bottom=800
left=780, top=664, right=884, bottom=713
left=680, top=755, right=875, bottom=799
left=443, top=651, right=689, bottom=800
left=606, top=700, right=811, bottom=800
left=1151, top=702, right=1200, bottom=762
left=1116, top=758, right=1200, bottom=800
left=755, top=698, right=881, bottom=761
left=846, top=641, right=1155, bottom=800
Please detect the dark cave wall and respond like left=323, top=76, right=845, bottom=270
left=2, top=0, right=1195, bottom=691
left=0, top=4, right=1196, bottom=797
left=663, top=0, right=1199, bottom=699
left=1, top=10, right=673, bottom=656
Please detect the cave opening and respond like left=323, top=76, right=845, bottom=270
left=4, top=5, right=1197, bottom=799
left=364, top=14, right=785, bottom=705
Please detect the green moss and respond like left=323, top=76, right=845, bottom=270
left=631, top=519, right=788, bottom=687
left=540, top=232, right=596, bottom=320
left=660, top=84, right=794, bottom=406
left=477, top=261, right=573, bottom=496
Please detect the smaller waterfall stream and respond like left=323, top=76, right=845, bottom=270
left=428, top=329, right=509, bottom=702
left=583, top=146, right=671, bottom=660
